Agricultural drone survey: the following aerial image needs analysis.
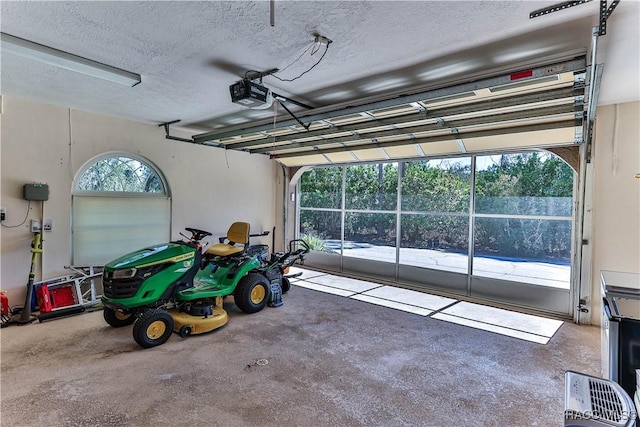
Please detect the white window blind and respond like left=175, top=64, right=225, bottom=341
left=72, top=196, right=170, bottom=266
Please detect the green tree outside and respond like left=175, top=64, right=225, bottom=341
left=299, top=152, right=574, bottom=263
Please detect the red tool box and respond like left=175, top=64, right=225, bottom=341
left=50, top=286, right=76, bottom=308
left=36, top=284, right=76, bottom=313
left=1, top=292, right=9, bottom=316
left=35, top=285, right=52, bottom=313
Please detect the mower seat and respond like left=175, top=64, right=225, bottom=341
left=205, top=222, right=250, bottom=257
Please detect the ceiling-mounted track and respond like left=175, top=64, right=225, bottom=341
left=529, top=0, right=593, bottom=19
left=190, top=57, right=588, bottom=167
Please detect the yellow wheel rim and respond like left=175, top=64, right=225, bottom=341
left=115, top=311, right=130, bottom=321
left=250, top=285, right=266, bottom=304
left=146, top=320, right=166, bottom=339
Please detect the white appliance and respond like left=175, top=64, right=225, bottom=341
left=635, top=370, right=640, bottom=421
left=564, top=371, right=637, bottom=427
left=601, top=271, right=640, bottom=400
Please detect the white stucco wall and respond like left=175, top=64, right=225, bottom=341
left=0, top=96, right=278, bottom=305
left=590, top=101, right=640, bottom=319
left=2, top=96, right=638, bottom=321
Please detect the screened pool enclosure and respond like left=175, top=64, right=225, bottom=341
left=297, top=151, right=575, bottom=316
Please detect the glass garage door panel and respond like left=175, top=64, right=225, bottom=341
left=345, top=163, right=398, bottom=210
left=401, top=159, right=471, bottom=213
left=343, top=212, right=396, bottom=265
left=399, top=214, right=469, bottom=275
left=472, top=153, right=574, bottom=290
left=299, top=167, right=342, bottom=209
left=299, top=210, right=342, bottom=252
left=473, top=217, right=572, bottom=288
left=474, top=153, right=573, bottom=215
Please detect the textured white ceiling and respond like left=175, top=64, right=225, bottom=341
left=1, top=1, right=638, bottom=135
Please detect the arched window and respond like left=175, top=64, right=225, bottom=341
left=72, top=153, right=171, bottom=266
left=75, top=156, right=166, bottom=193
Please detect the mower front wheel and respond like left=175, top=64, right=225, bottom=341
left=179, top=325, right=192, bottom=338
left=103, top=307, right=135, bottom=328
left=234, top=273, right=270, bottom=314
left=132, top=309, right=174, bottom=348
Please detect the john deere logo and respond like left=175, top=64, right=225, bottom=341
left=183, top=260, right=193, bottom=268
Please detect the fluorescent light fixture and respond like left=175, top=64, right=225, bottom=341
left=1, top=32, right=141, bottom=87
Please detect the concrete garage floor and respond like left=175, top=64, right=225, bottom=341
left=1, top=277, right=600, bottom=426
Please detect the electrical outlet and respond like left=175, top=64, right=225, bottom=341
left=0, top=207, right=5, bottom=221
left=44, top=219, right=53, bottom=231
left=31, top=220, right=41, bottom=233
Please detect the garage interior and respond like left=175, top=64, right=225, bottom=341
left=1, top=1, right=639, bottom=426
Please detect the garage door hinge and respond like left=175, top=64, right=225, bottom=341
left=410, top=102, right=428, bottom=114
left=577, top=298, right=590, bottom=313
left=320, top=120, right=337, bottom=129
left=575, top=126, right=584, bottom=144
left=574, top=95, right=585, bottom=107
left=573, top=78, right=586, bottom=90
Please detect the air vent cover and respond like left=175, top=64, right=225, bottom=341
left=564, top=371, right=637, bottom=427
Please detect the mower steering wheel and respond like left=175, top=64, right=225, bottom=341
left=184, top=227, right=212, bottom=242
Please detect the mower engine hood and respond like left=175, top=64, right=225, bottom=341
left=105, top=242, right=195, bottom=270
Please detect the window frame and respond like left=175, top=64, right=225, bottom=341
left=73, top=152, right=170, bottom=197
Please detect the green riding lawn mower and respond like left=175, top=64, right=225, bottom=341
left=100, top=222, right=309, bottom=348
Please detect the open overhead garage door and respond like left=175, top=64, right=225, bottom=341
left=193, top=57, right=586, bottom=168
left=193, top=57, right=590, bottom=319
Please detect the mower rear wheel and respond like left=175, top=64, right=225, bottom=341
left=103, top=307, right=135, bottom=328
left=234, top=273, right=270, bottom=314
left=281, top=277, right=291, bottom=294
left=132, top=309, right=174, bottom=348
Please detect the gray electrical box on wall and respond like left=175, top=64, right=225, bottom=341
left=23, top=183, right=49, bottom=201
